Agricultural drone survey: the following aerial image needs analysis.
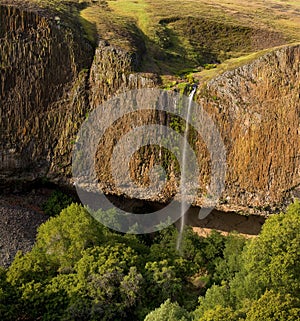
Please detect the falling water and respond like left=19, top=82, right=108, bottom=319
left=176, top=85, right=197, bottom=251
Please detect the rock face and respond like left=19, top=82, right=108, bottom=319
left=200, top=45, right=300, bottom=212
left=0, top=4, right=299, bottom=215
left=91, top=45, right=300, bottom=215
left=89, top=42, right=160, bottom=109
left=0, top=5, right=94, bottom=189
left=0, top=4, right=158, bottom=192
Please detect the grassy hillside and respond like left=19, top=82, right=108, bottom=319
left=108, top=0, right=300, bottom=43
left=107, top=0, right=300, bottom=76
left=5, top=0, right=300, bottom=81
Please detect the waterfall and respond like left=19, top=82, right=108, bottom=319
left=176, top=84, right=197, bottom=251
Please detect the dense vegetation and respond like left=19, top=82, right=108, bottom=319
left=0, top=199, right=299, bottom=320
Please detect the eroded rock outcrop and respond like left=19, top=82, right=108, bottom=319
left=89, top=41, right=160, bottom=108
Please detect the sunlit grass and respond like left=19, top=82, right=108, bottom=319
left=20, top=0, right=300, bottom=77
left=105, top=0, right=300, bottom=75
left=23, top=0, right=300, bottom=43
left=108, top=0, right=150, bottom=36
left=194, top=42, right=300, bottom=83
left=143, top=0, right=300, bottom=41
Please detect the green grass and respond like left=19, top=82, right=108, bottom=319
left=79, top=10, right=98, bottom=45
left=12, top=0, right=300, bottom=78
left=108, top=0, right=150, bottom=36
left=194, top=41, right=300, bottom=83
left=105, top=0, right=300, bottom=76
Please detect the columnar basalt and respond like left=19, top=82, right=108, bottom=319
left=0, top=4, right=157, bottom=191
left=1, top=3, right=299, bottom=216
left=91, top=45, right=300, bottom=215
left=0, top=5, right=94, bottom=189
left=199, top=44, right=300, bottom=212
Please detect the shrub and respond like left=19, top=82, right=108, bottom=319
left=42, top=190, right=73, bottom=216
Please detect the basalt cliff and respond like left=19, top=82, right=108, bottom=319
left=1, top=2, right=299, bottom=216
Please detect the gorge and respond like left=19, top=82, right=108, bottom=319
left=0, top=0, right=300, bottom=245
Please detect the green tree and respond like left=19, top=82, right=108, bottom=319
left=7, top=247, right=57, bottom=287
left=6, top=204, right=135, bottom=320
left=201, top=230, right=225, bottom=275
left=194, top=201, right=300, bottom=319
left=245, top=290, right=300, bottom=321
left=193, top=284, right=231, bottom=319
left=7, top=204, right=106, bottom=292
left=213, top=233, right=247, bottom=284
left=146, top=226, right=208, bottom=312
left=198, top=305, right=242, bottom=321
left=0, top=267, right=19, bottom=320
left=36, top=203, right=104, bottom=269
left=144, top=299, right=191, bottom=321
left=144, top=260, right=182, bottom=304
left=230, top=200, right=300, bottom=304
left=42, top=190, right=73, bottom=216
left=70, top=244, right=143, bottom=320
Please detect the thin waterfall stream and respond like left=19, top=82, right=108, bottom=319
left=176, top=85, right=197, bottom=250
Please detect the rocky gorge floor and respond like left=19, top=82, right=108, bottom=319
left=0, top=190, right=50, bottom=267
left=0, top=187, right=268, bottom=267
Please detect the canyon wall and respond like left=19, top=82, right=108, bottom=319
left=1, top=3, right=299, bottom=215
left=91, top=45, right=300, bottom=215
left=0, top=4, right=93, bottom=189
left=200, top=45, right=300, bottom=213
left=0, top=4, right=157, bottom=192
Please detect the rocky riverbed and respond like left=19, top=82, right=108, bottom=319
left=0, top=190, right=49, bottom=267
left=0, top=186, right=269, bottom=267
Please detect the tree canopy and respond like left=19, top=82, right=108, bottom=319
left=1, top=199, right=300, bottom=320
